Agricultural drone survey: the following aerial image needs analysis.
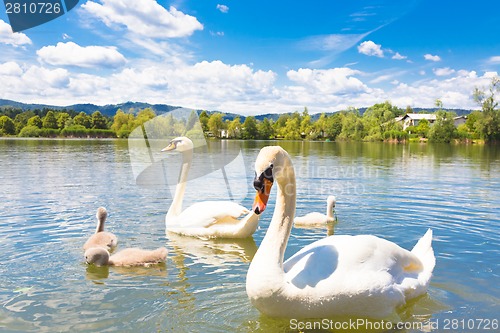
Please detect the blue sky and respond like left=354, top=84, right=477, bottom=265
left=0, top=0, right=499, bottom=115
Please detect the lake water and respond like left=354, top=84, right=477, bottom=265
left=0, top=139, right=499, bottom=332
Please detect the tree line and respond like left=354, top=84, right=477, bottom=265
left=1, top=78, right=499, bottom=143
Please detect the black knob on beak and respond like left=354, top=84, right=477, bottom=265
left=254, top=175, right=264, bottom=192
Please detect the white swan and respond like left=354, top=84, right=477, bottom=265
left=161, top=137, right=259, bottom=238
left=83, top=207, right=118, bottom=251
left=247, top=146, right=435, bottom=319
left=294, top=195, right=336, bottom=226
left=85, top=247, right=167, bottom=267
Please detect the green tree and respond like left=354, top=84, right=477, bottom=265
left=274, top=113, right=290, bottom=138
left=283, top=117, right=301, bottom=140
left=473, top=77, right=500, bottom=142
left=300, top=108, right=313, bottom=139
left=19, top=125, right=41, bottom=137
left=14, top=111, right=35, bottom=133
left=325, top=113, right=343, bottom=140
left=91, top=111, right=108, bottom=129
left=257, top=118, right=274, bottom=139
left=27, top=115, right=43, bottom=128
left=199, top=111, right=210, bottom=132
left=73, top=112, right=91, bottom=128
left=242, top=116, right=258, bottom=139
left=314, top=113, right=328, bottom=139
left=0, top=115, right=16, bottom=135
left=428, top=111, right=457, bottom=143
left=42, top=110, right=58, bottom=129
left=415, top=118, right=430, bottom=137
left=338, top=108, right=364, bottom=140
left=111, top=109, right=135, bottom=138
left=227, top=117, right=242, bottom=139
left=57, top=112, right=70, bottom=129
left=207, top=113, right=224, bottom=138
left=134, top=108, right=156, bottom=128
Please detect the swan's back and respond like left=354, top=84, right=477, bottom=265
left=108, top=247, right=168, bottom=266
left=276, top=231, right=435, bottom=319
left=83, top=231, right=118, bottom=251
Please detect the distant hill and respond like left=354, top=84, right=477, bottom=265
left=0, top=98, right=473, bottom=119
left=0, top=99, right=181, bottom=117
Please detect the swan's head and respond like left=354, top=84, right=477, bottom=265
left=161, top=137, right=194, bottom=153
left=327, top=195, right=336, bottom=208
left=252, top=146, right=293, bottom=215
left=85, top=247, right=110, bottom=266
left=96, top=207, right=107, bottom=221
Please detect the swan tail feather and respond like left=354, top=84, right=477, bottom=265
left=411, top=228, right=435, bottom=283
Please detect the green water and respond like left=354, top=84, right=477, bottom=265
left=0, top=139, right=498, bottom=332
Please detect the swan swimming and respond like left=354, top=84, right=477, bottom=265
left=294, top=195, right=336, bottom=226
left=160, top=137, right=259, bottom=238
left=85, top=247, right=168, bottom=267
left=83, top=207, right=118, bottom=251
left=247, top=146, right=435, bottom=319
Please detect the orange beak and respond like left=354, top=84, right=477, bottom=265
left=253, top=178, right=273, bottom=215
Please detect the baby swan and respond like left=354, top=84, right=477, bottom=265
left=294, top=195, right=336, bottom=226
left=83, top=207, right=118, bottom=251
left=85, top=247, right=168, bottom=267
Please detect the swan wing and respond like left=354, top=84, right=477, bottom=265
left=174, top=201, right=250, bottom=228
left=283, top=234, right=428, bottom=295
left=294, top=212, right=328, bottom=225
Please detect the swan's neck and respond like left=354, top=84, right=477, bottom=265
left=248, top=165, right=296, bottom=285
left=326, top=201, right=335, bottom=219
left=167, top=150, right=193, bottom=219
left=95, top=219, right=105, bottom=233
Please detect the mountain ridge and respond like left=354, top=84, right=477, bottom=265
left=0, top=98, right=473, bottom=120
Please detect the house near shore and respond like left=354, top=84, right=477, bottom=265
left=399, top=114, right=437, bottom=130
left=396, top=113, right=468, bottom=130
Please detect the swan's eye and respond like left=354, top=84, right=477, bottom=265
left=263, top=164, right=274, bottom=182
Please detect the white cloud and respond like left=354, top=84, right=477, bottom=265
left=433, top=67, right=455, bottom=76
left=1, top=56, right=497, bottom=115
left=37, top=42, right=127, bottom=68
left=81, top=0, right=203, bottom=38
left=488, top=56, right=500, bottom=64
left=216, top=4, right=229, bottom=13
left=0, top=61, right=23, bottom=76
left=0, top=20, right=32, bottom=46
left=286, top=68, right=368, bottom=95
left=424, top=54, right=441, bottom=62
left=392, top=52, right=407, bottom=60
left=358, top=41, right=384, bottom=57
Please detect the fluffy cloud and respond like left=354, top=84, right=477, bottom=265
left=216, top=4, right=229, bottom=13
left=0, top=20, right=31, bottom=46
left=286, top=68, right=367, bottom=95
left=386, top=70, right=493, bottom=109
left=0, top=61, right=23, bottom=76
left=433, top=67, right=455, bottom=76
left=37, top=42, right=126, bottom=68
left=81, top=0, right=203, bottom=38
left=358, top=41, right=384, bottom=57
left=424, top=54, right=441, bottom=62
left=392, top=52, right=407, bottom=60
left=1, top=57, right=496, bottom=114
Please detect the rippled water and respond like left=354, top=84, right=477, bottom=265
left=0, top=139, right=499, bottom=332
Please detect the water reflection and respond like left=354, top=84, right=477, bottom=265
left=293, top=220, right=337, bottom=237
left=0, top=139, right=499, bottom=332
left=167, top=232, right=258, bottom=265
